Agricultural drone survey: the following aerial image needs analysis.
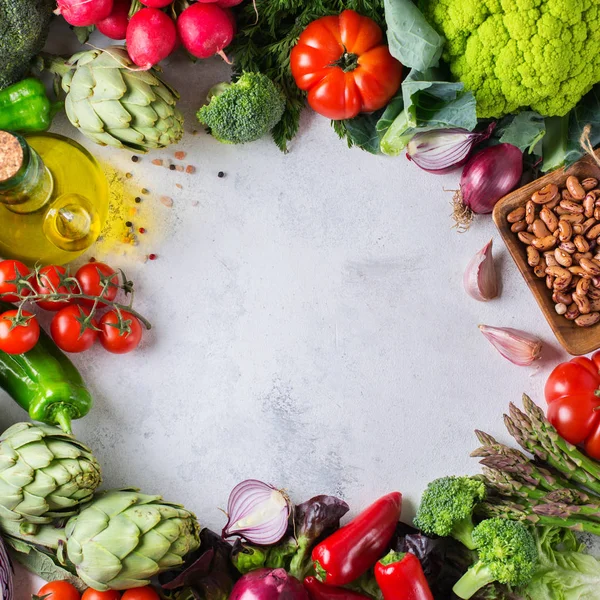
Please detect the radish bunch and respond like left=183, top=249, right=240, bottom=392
left=55, top=0, right=241, bottom=69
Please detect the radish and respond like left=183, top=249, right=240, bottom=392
left=96, top=0, right=130, bottom=39
left=217, top=0, right=244, bottom=7
left=140, top=0, right=173, bottom=7
left=177, top=3, right=234, bottom=60
left=55, top=0, right=113, bottom=26
left=126, top=7, right=177, bottom=69
left=223, top=7, right=236, bottom=34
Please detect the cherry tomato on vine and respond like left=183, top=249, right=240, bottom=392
left=545, top=351, right=600, bottom=459
left=0, top=259, right=31, bottom=302
left=99, top=309, right=143, bottom=354
left=75, top=262, right=119, bottom=307
left=82, top=589, right=121, bottom=600
left=121, top=587, right=160, bottom=600
left=34, top=265, right=75, bottom=311
left=51, top=305, right=98, bottom=353
left=0, top=310, right=39, bottom=354
left=36, top=581, right=81, bottom=600
left=290, top=9, right=402, bottom=120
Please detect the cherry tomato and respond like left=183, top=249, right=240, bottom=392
left=0, top=310, right=40, bottom=354
left=51, top=305, right=98, bottom=353
left=0, top=259, right=31, bottom=302
left=34, top=265, right=75, bottom=311
left=290, top=10, right=402, bottom=120
left=75, top=262, right=119, bottom=307
left=82, top=589, right=121, bottom=600
left=121, top=587, right=160, bottom=600
left=98, top=310, right=143, bottom=354
left=545, top=350, right=600, bottom=458
left=37, top=581, right=81, bottom=600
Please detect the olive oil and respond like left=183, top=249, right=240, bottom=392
left=0, top=132, right=108, bottom=265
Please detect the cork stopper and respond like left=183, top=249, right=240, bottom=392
left=0, top=132, right=24, bottom=182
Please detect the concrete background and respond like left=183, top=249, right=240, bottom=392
left=10, top=19, right=578, bottom=596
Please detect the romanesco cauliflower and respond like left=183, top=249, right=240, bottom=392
left=419, top=0, right=600, bottom=118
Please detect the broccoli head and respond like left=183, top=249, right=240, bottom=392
left=197, top=72, right=285, bottom=145
left=419, top=0, right=600, bottom=118
left=453, top=518, right=538, bottom=599
left=414, top=476, right=486, bottom=550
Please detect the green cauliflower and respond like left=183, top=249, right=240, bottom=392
left=197, top=72, right=285, bottom=145
left=419, top=0, right=600, bottom=118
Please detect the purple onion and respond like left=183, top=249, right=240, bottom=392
left=453, top=143, right=523, bottom=230
left=406, top=123, right=496, bottom=174
left=230, top=569, right=309, bottom=600
left=0, top=536, right=13, bottom=600
left=222, top=479, right=291, bottom=545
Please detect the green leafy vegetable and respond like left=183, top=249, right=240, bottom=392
left=384, top=0, right=444, bottom=72
left=520, top=527, right=600, bottom=600
left=498, top=112, right=545, bottom=154
left=335, top=109, right=386, bottom=154
left=228, top=0, right=385, bottom=152
left=380, top=69, right=477, bottom=156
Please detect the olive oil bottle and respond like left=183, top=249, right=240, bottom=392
left=0, top=131, right=108, bottom=265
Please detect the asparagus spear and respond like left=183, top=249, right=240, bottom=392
left=504, top=399, right=600, bottom=495
left=477, top=497, right=600, bottom=536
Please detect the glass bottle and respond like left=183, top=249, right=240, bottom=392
left=0, top=131, right=109, bottom=265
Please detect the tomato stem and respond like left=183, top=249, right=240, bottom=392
left=331, top=48, right=359, bottom=72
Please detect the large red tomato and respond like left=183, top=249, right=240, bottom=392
left=545, top=351, right=600, bottom=458
left=290, top=9, right=402, bottom=120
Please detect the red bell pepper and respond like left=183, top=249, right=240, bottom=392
left=545, top=351, right=600, bottom=459
left=304, top=576, right=370, bottom=600
left=312, top=491, right=402, bottom=586
left=374, top=551, right=433, bottom=600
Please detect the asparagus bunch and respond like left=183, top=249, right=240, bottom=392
left=472, top=395, right=600, bottom=536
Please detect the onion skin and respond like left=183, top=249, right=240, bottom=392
left=460, top=143, right=523, bottom=215
left=0, top=536, right=13, bottom=600
left=230, top=568, right=309, bottom=600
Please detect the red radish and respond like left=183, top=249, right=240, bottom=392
left=96, top=0, right=130, bottom=39
left=55, top=0, right=113, bottom=26
left=177, top=3, right=234, bottom=60
left=140, top=0, right=173, bottom=7
left=126, top=8, right=177, bottom=69
left=223, top=7, right=236, bottom=33
left=217, top=0, right=244, bottom=6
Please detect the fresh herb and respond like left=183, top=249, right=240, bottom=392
left=228, top=0, right=385, bottom=152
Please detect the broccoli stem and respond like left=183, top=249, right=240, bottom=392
left=453, top=562, right=496, bottom=599
left=452, top=515, right=477, bottom=549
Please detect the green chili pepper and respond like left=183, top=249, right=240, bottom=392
left=0, top=302, right=92, bottom=433
left=0, top=78, right=62, bottom=133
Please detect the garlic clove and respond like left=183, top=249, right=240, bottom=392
left=479, top=325, right=542, bottom=366
left=464, top=239, right=499, bottom=301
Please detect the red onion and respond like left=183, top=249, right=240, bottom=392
left=222, top=479, right=291, bottom=545
left=406, top=123, right=495, bottom=174
left=0, top=536, right=13, bottom=600
left=230, top=568, right=309, bottom=600
left=453, top=143, right=523, bottom=230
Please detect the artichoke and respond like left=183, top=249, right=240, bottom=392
left=65, top=489, right=200, bottom=590
left=45, top=47, right=184, bottom=153
left=0, top=423, right=101, bottom=527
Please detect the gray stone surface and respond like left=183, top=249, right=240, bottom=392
left=11, top=20, right=575, bottom=596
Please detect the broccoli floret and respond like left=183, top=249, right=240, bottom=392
left=197, top=72, right=285, bottom=145
left=453, top=518, right=538, bottom=599
left=414, top=476, right=486, bottom=550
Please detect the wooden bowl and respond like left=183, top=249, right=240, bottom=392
left=493, top=151, right=600, bottom=356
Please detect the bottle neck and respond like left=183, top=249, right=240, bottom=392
left=0, top=131, right=53, bottom=213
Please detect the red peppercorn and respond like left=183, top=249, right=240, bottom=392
left=148, top=253, right=157, bottom=261
left=139, top=227, right=146, bottom=234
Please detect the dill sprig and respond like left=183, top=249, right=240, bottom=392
left=229, top=0, right=385, bottom=152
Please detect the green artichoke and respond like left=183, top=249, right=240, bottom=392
left=0, top=423, right=101, bottom=526
left=65, top=489, right=200, bottom=590
left=45, top=47, right=184, bottom=153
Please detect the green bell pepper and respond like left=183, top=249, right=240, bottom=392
left=0, top=78, right=62, bottom=133
left=0, top=302, right=92, bottom=433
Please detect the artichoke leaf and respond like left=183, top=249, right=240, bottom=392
left=91, top=99, right=133, bottom=129
left=67, top=67, right=95, bottom=102
left=68, top=98, right=106, bottom=132
left=90, top=68, right=128, bottom=102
